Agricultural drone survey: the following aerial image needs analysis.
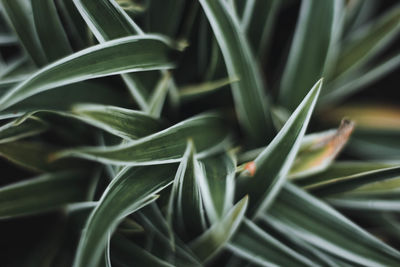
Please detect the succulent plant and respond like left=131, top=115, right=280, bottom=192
left=0, top=0, right=400, bottom=266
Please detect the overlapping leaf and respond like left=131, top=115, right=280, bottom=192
left=189, top=196, right=248, bottom=263
left=32, top=0, right=72, bottom=61
left=279, top=0, right=335, bottom=110
left=72, top=104, right=164, bottom=140
left=167, top=141, right=206, bottom=240
left=263, top=183, right=400, bottom=266
left=199, top=0, right=273, bottom=144
left=228, top=219, right=315, bottom=267
left=0, top=171, right=90, bottom=219
left=237, top=79, right=321, bottom=218
left=197, top=151, right=236, bottom=222
left=0, top=35, right=176, bottom=110
left=57, top=113, right=229, bottom=165
left=73, top=164, right=177, bottom=267
left=0, top=141, right=89, bottom=172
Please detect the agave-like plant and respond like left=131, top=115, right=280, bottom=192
left=1, top=0, right=400, bottom=266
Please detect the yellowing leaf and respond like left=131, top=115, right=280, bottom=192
left=290, top=119, right=355, bottom=179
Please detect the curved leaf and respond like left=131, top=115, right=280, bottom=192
left=1, top=0, right=47, bottom=66
left=0, top=117, right=48, bottom=143
left=289, top=119, right=355, bottom=179
left=167, top=141, right=206, bottom=240
left=228, top=219, right=315, bottom=267
left=32, top=0, right=72, bottom=61
left=332, top=5, right=400, bottom=78
left=0, top=81, right=132, bottom=120
left=295, top=161, right=399, bottom=189
left=0, top=35, right=176, bottom=110
left=72, top=104, right=164, bottom=140
left=199, top=0, right=273, bottom=144
left=72, top=0, right=153, bottom=110
left=0, top=171, right=90, bottom=219
left=0, top=141, right=89, bottom=172
left=308, top=166, right=400, bottom=197
left=190, top=196, right=248, bottom=263
left=264, top=183, right=400, bottom=266
left=197, top=151, right=236, bottom=222
left=57, top=113, right=229, bottom=165
left=73, top=164, right=177, bottom=267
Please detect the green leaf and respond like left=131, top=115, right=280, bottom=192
left=328, top=197, right=400, bottom=212
left=279, top=0, right=335, bottom=110
left=245, top=0, right=281, bottom=60
left=135, top=204, right=201, bottom=266
left=73, top=0, right=153, bottom=110
left=0, top=141, right=89, bottom=172
left=57, top=113, right=229, bottom=165
left=263, top=183, right=400, bottom=266
left=307, top=166, right=400, bottom=197
left=32, top=0, right=72, bottom=62
left=0, top=33, right=17, bottom=45
left=72, top=0, right=142, bottom=42
left=110, top=233, right=174, bottom=267
left=237, top=79, right=322, bottom=218
left=228, top=219, right=315, bottom=267
left=72, top=104, right=164, bottom=140
left=179, top=77, right=237, bottom=103
left=0, top=35, right=176, bottom=110
left=0, top=81, right=132, bottom=120
left=167, top=141, right=206, bottom=240
left=322, top=52, right=400, bottom=104
left=147, top=71, right=172, bottom=117
left=0, top=117, right=48, bottom=143
left=189, top=195, right=248, bottom=263
left=146, top=0, right=185, bottom=37
left=348, top=132, right=400, bottom=160
left=73, top=164, right=177, bottom=267
left=0, top=56, right=35, bottom=80
left=332, top=5, right=400, bottom=78
left=199, top=0, right=273, bottom=144
left=0, top=171, right=90, bottom=219
left=295, top=161, right=399, bottom=188
left=1, top=0, right=47, bottom=66
left=56, top=0, right=87, bottom=50
left=197, top=151, right=236, bottom=222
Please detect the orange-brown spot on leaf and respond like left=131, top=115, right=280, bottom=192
left=244, top=161, right=256, bottom=176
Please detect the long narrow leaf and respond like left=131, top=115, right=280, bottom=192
left=199, top=0, right=273, bottom=144
left=72, top=104, right=164, bottom=140
left=167, top=141, right=206, bottom=240
left=279, top=0, right=335, bottom=110
left=264, top=183, right=400, bottom=266
left=197, top=151, right=236, bottom=222
left=0, top=35, right=176, bottom=110
left=73, top=0, right=154, bottom=110
left=332, top=5, right=400, bottom=78
left=57, top=113, right=229, bottom=165
left=0, top=141, right=89, bottom=172
left=189, top=196, right=248, bottom=263
left=1, top=0, right=47, bottom=66
left=32, top=0, right=72, bottom=61
left=73, top=164, right=177, bottom=267
left=237, top=79, right=322, bottom=218
left=228, top=219, right=315, bottom=267
left=308, top=166, right=400, bottom=197
left=0, top=117, right=48, bottom=143
left=0, top=171, right=90, bottom=219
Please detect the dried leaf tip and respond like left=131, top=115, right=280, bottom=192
left=244, top=161, right=256, bottom=176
